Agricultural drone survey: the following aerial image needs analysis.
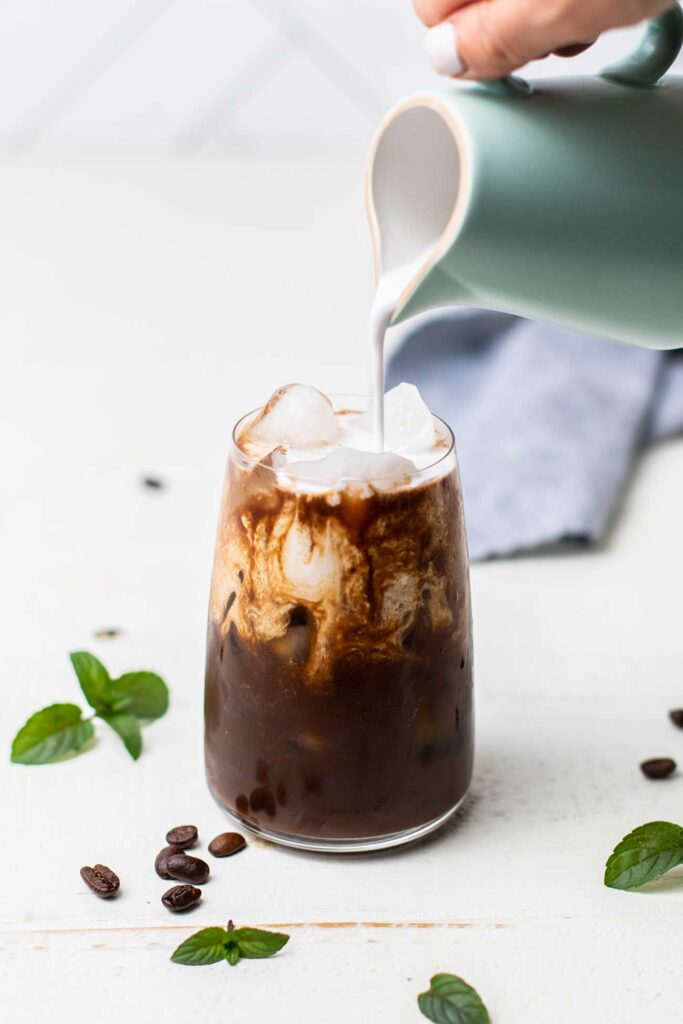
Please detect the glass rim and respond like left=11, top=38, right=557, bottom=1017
left=230, top=393, right=456, bottom=484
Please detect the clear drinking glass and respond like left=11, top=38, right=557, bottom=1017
left=204, top=396, right=473, bottom=852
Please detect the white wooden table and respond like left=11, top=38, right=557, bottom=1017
left=3, top=154, right=683, bottom=1023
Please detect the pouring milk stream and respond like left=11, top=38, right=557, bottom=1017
left=369, top=257, right=426, bottom=452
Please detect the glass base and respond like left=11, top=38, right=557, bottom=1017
left=210, top=792, right=468, bottom=853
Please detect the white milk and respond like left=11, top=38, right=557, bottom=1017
left=369, top=256, right=425, bottom=452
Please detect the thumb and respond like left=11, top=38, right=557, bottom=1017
left=425, top=0, right=592, bottom=80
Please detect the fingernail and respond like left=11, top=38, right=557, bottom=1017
left=424, top=22, right=464, bottom=77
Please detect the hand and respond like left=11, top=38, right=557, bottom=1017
left=416, top=0, right=675, bottom=80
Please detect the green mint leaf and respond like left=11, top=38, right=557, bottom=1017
left=11, top=704, right=94, bottom=765
left=109, top=671, right=169, bottom=720
left=231, top=927, right=289, bottom=960
left=70, top=651, right=112, bottom=712
left=99, top=711, right=143, bottom=760
left=418, top=974, right=490, bottom=1024
left=604, top=821, right=683, bottom=890
left=171, top=928, right=228, bottom=966
left=225, top=941, right=240, bottom=966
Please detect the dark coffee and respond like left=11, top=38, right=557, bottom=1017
left=204, top=402, right=473, bottom=850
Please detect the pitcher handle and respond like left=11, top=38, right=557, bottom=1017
left=601, top=4, right=683, bottom=86
left=479, top=4, right=683, bottom=97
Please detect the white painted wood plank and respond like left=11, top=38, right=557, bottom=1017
left=0, top=0, right=150, bottom=133
left=205, top=48, right=377, bottom=147
left=279, top=0, right=431, bottom=106
left=42, top=0, right=279, bottom=143
left=3, top=918, right=681, bottom=1023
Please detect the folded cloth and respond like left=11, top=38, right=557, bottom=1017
left=386, top=311, right=683, bottom=561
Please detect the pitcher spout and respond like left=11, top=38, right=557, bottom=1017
left=365, top=92, right=474, bottom=327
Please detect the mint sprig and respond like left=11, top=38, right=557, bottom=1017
left=109, top=671, right=168, bottom=719
left=10, top=652, right=169, bottom=764
left=70, top=652, right=112, bottom=712
left=99, top=711, right=143, bottom=761
left=11, top=703, right=94, bottom=764
left=171, top=921, right=289, bottom=967
left=418, top=974, right=490, bottom=1024
left=604, top=821, right=683, bottom=890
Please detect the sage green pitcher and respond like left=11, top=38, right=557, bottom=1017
left=365, top=6, right=683, bottom=348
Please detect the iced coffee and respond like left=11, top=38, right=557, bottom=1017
left=204, top=383, right=473, bottom=851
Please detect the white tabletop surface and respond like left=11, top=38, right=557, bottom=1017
left=2, top=153, right=683, bottom=1023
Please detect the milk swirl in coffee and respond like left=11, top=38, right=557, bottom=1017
left=204, top=381, right=473, bottom=849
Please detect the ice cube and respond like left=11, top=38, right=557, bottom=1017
left=360, top=383, right=436, bottom=454
left=241, top=384, right=339, bottom=455
left=287, top=448, right=416, bottom=490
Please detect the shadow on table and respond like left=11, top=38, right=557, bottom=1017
left=271, top=727, right=573, bottom=865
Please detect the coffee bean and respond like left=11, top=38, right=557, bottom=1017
left=249, top=786, right=276, bottom=816
left=142, top=476, right=164, bottom=490
left=208, top=832, right=246, bottom=858
left=165, top=825, right=198, bottom=849
left=640, top=757, right=676, bottom=779
left=166, top=853, right=210, bottom=885
left=80, top=864, right=120, bottom=898
left=161, top=884, right=202, bottom=912
left=670, top=709, right=683, bottom=729
left=155, top=844, right=184, bottom=879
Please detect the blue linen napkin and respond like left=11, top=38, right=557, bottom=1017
left=386, top=311, right=683, bottom=560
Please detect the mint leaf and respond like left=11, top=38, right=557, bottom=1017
left=99, top=711, right=143, bottom=760
left=231, top=927, right=289, bottom=960
left=418, top=974, right=490, bottom=1024
left=604, top=821, right=683, bottom=890
left=225, top=941, right=240, bottom=966
left=11, top=704, right=94, bottom=765
left=70, top=651, right=111, bottom=712
left=171, top=924, right=289, bottom=968
left=171, top=928, right=229, bottom=966
left=110, top=671, right=169, bottom=720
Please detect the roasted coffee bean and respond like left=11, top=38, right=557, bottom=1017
left=166, top=853, right=210, bottom=885
left=161, top=884, right=202, bottom=912
left=80, top=864, right=120, bottom=898
left=155, top=844, right=184, bottom=879
left=640, top=757, right=676, bottom=779
left=670, top=709, right=683, bottom=729
left=208, top=832, right=246, bottom=858
left=165, top=825, right=198, bottom=849
left=249, top=785, right=276, bottom=816
left=143, top=476, right=164, bottom=489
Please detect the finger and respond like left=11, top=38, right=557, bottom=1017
left=413, top=0, right=472, bottom=29
left=424, top=0, right=674, bottom=81
left=553, top=41, right=595, bottom=57
left=424, top=0, right=548, bottom=80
